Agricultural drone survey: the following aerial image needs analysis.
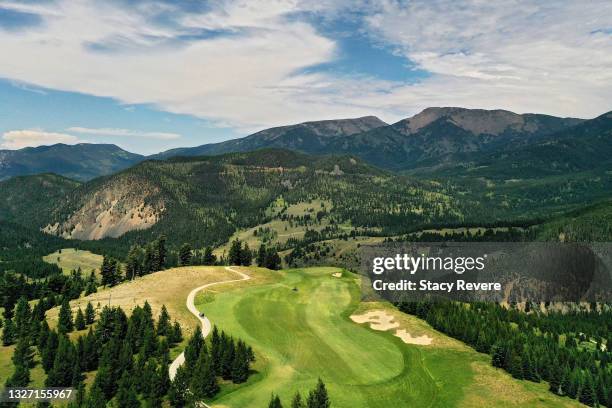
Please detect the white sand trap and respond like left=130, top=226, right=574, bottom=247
left=332, top=272, right=342, bottom=278
left=395, top=329, right=432, bottom=345
left=351, top=310, right=433, bottom=345
left=350, top=310, right=400, bottom=331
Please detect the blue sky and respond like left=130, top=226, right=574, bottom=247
left=0, top=0, right=610, bottom=154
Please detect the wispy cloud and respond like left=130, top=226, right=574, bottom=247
left=67, top=127, right=180, bottom=140
left=1, top=129, right=80, bottom=149
left=0, top=0, right=609, bottom=133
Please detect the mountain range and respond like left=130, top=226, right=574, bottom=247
left=0, top=143, right=143, bottom=181
left=1, top=107, right=599, bottom=181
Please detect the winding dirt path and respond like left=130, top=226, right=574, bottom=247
left=169, top=266, right=251, bottom=382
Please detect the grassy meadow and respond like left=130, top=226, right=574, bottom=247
left=42, top=248, right=103, bottom=276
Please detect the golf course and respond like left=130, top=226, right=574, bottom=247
left=194, top=267, right=581, bottom=407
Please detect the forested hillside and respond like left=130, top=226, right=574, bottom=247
left=38, top=149, right=474, bottom=252
left=0, top=143, right=143, bottom=181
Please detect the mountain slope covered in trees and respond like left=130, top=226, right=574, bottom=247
left=36, top=149, right=474, bottom=251
left=0, top=143, right=144, bottom=181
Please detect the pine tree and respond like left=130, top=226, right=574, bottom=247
left=57, top=298, right=73, bottom=334
left=579, top=373, right=596, bottom=406
left=2, top=317, right=16, bottom=346
left=185, top=326, right=203, bottom=368
left=179, top=243, right=193, bottom=266
left=125, top=245, right=143, bottom=280
left=211, top=326, right=222, bottom=372
left=169, top=364, right=190, bottom=407
left=265, top=249, right=282, bottom=270
left=257, top=244, right=267, bottom=267
left=220, top=335, right=236, bottom=379
left=6, top=363, right=30, bottom=387
left=75, top=308, right=86, bottom=330
left=491, top=343, right=505, bottom=368
left=157, top=358, right=171, bottom=397
left=143, top=244, right=155, bottom=274
left=190, top=348, right=219, bottom=400
left=12, top=336, right=34, bottom=368
left=37, top=320, right=50, bottom=351
left=307, top=378, right=330, bottom=408
left=228, top=240, right=243, bottom=265
left=231, top=340, right=250, bottom=383
left=291, top=392, right=305, bottom=408
left=116, top=374, right=140, bottom=408
left=85, top=302, right=96, bottom=324
left=86, top=385, right=107, bottom=408
left=155, top=235, right=167, bottom=271
left=549, top=365, right=562, bottom=395
left=41, top=330, right=59, bottom=372
left=157, top=305, right=171, bottom=336
left=203, top=246, right=216, bottom=265
left=85, top=271, right=98, bottom=295
left=240, top=243, right=252, bottom=266
left=13, top=297, right=31, bottom=338
left=46, top=335, right=77, bottom=387
left=268, top=394, right=283, bottom=408
left=169, top=321, right=183, bottom=344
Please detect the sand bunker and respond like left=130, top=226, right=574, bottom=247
left=332, top=272, right=342, bottom=278
left=395, top=329, right=432, bottom=345
left=350, top=310, right=399, bottom=331
left=350, top=309, right=433, bottom=345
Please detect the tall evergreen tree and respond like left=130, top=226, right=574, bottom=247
left=185, top=326, right=203, bottom=368
left=231, top=340, right=250, bottom=383
left=257, top=244, right=267, bottom=267
left=291, top=392, right=305, bottom=408
left=228, top=239, right=243, bottom=265
left=179, top=243, right=193, bottom=266
left=2, top=318, right=16, bottom=346
left=46, top=335, right=77, bottom=387
left=268, top=394, right=283, bottom=408
left=86, top=385, right=107, bottom=408
left=57, top=298, right=73, bottom=334
left=155, top=235, right=167, bottom=271
left=203, top=246, right=216, bottom=265
left=190, top=348, right=219, bottom=400
left=168, top=364, right=190, bottom=408
left=13, top=297, right=31, bottom=338
left=307, top=378, right=330, bottom=408
left=240, top=243, right=252, bottom=266
left=75, top=308, right=86, bottom=330
left=157, top=305, right=171, bottom=336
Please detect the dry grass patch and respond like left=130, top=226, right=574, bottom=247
left=458, top=361, right=583, bottom=408
left=43, top=248, right=103, bottom=276
left=46, top=266, right=236, bottom=338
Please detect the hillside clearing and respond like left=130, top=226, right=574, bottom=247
left=42, top=248, right=103, bottom=276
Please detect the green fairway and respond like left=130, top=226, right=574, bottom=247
left=195, top=267, right=580, bottom=407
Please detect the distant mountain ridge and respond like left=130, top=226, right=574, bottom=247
left=151, top=116, right=388, bottom=159
left=0, top=107, right=596, bottom=181
left=152, top=107, right=584, bottom=171
left=0, top=143, right=144, bottom=181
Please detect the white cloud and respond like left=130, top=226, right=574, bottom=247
left=1, top=129, right=80, bottom=149
left=67, top=127, right=180, bottom=140
left=0, top=0, right=610, bottom=133
left=360, top=0, right=612, bottom=118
